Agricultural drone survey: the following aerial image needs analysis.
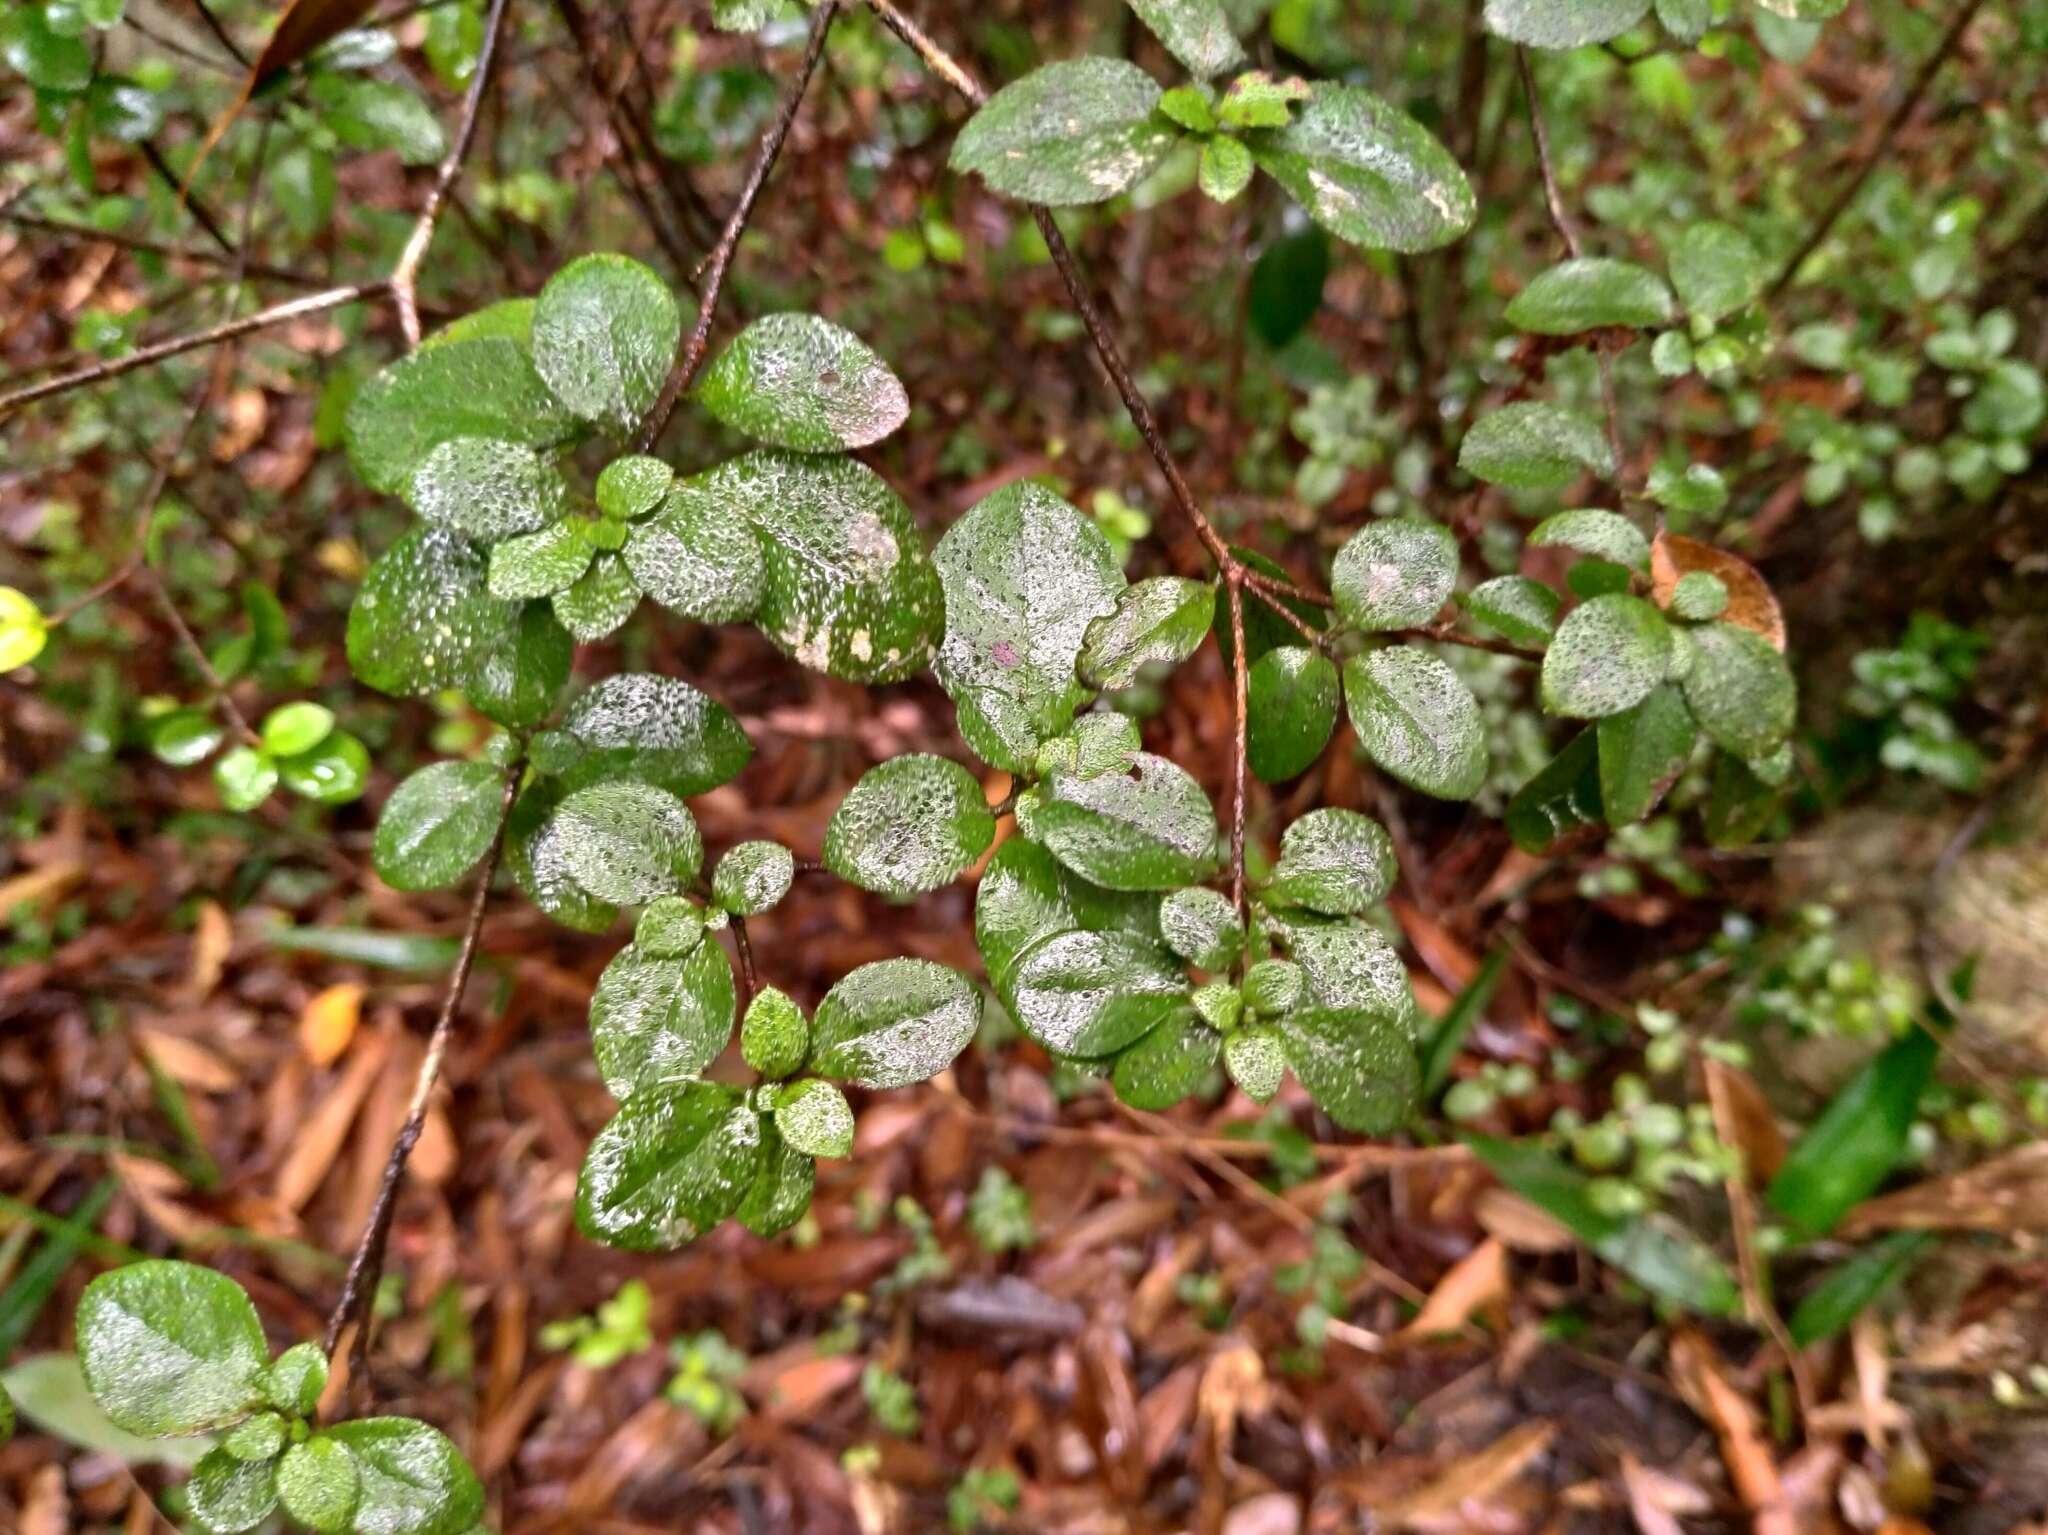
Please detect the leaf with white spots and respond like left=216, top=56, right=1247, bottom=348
left=934, top=481, right=1127, bottom=771
left=1078, top=576, right=1215, bottom=689
left=625, top=478, right=766, bottom=623
left=589, top=938, right=735, bottom=1100
left=1463, top=575, right=1560, bottom=647
left=347, top=528, right=522, bottom=698
left=697, top=313, right=909, bottom=453
left=1264, top=908, right=1423, bottom=1038
left=1342, top=646, right=1487, bottom=800
left=824, top=754, right=996, bottom=897
left=532, top=254, right=683, bottom=434
left=1331, top=516, right=1458, bottom=632
left=76, top=1261, right=268, bottom=1437
left=576, top=1081, right=762, bottom=1250
left=1459, top=403, right=1616, bottom=490
left=532, top=673, right=752, bottom=799
left=407, top=437, right=569, bottom=543
left=773, top=1078, right=855, bottom=1159
left=1541, top=594, right=1674, bottom=718
left=950, top=57, right=1180, bottom=206
left=345, top=336, right=576, bottom=496
left=1276, top=1006, right=1419, bottom=1133
left=1008, top=928, right=1186, bottom=1059
left=551, top=551, right=643, bottom=641
left=736, top=1120, right=815, bottom=1237
left=695, top=451, right=942, bottom=684
left=322, top=1417, right=482, bottom=1535
left=1245, top=84, right=1475, bottom=252
left=807, top=958, right=981, bottom=1089
left=1265, top=808, right=1396, bottom=916
left=372, top=759, right=505, bottom=892
left=1504, top=257, right=1675, bottom=334
left=1020, top=751, right=1222, bottom=891
left=973, top=836, right=1162, bottom=1002
left=1247, top=646, right=1339, bottom=783
left=1127, top=0, right=1245, bottom=77
left=1530, top=509, right=1649, bottom=572
left=1681, top=621, right=1798, bottom=758
left=552, top=781, right=703, bottom=904
left=1111, top=1009, right=1220, bottom=1110
left=1483, top=0, right=1650, bottom=47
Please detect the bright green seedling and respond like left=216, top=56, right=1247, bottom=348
left=73, top=1260, right=482, bottom=1535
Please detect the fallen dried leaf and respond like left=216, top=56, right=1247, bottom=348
left=1402, top=1238, right=1508, bottom=1338
left=1651, top=532, right=1786, bottom=650
left=299, top=982, right=364, bottom=1065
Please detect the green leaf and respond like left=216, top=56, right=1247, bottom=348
left=774, top=1078, right=855, bottom=1159
left=635, top=896, right=704, bottom=958
left=595, top=455, right=674, bottom=520
left=1786, top=1233, right=1933, bottom=1347
left=1247, top=645, right=1339, bottom=783
left=1647, top=461, right=1728, bottom=516
left=1246, top=84, right=1475, bottom=252
left=276, top=1436, right=359, bottom=1533
left=262, top=1344, right=327, bottom=1418
left=1504, top=257, right=1675, bottom=334
left=1766, top=1027, right=1936, bottom=1237
left=408, top=437, right=568, bottom=543
left=1277, top=1007, right=1419, bottom=1133
left=626, top=478, right=767, bottom=623
left=1530, top=509, right=1650, bottom=571
left=735, top=1120, right=815, bottom=1237
left=1007, top=928, right=1186, bottom=1058
left=1128, top=0, right=1245, bottom=76
left=1224, top=1027, right=1286, bottom=1102
left=1198, top=135, right=1254, bottom=202
left=934, top=481, right=1126, bottom=771
left=1483, top=0, right=1649, bottom=47
left=508, top=780, right=621, bottom=932
left=348, top=528, right=521, bottom=697
left=277, top=730, right=370, bottom=804
left=1680, top=621, right=1797, bottom=758
left=1111, top=1011, right=1220, bottom=1110
left=148, top=708, right=224, bottom=766
left=309, top=75, right=445, bottom=164
left=1505, top=727, right=1603, bottom=852
left=974, top=837, right=1160, bottom=998
left=2, top=7, right=93, bottom=91
left=551, top=550, right=643, bottom=641
left=824, top=754, right=996, bottom=897
left=740, top=987, right=808, bottom=1080
left=259, top=702, right=333, bottom=758
left=1078, top=577, right=1215, bottom=689
left=1264, top=909, right=1421, bottom=1034
left=949, top=58, right=1178, bottom=206
left=1668, top=220, right=1766, bottom=323
left=697, top=313, right=909, bottom=453
left=712, top=840, right=794, bottom=916
left=1541, top=594, right=1674, bottom=719
left=214, top=746, right=278, bottom=812
left=531, top=253, right=683, bottom=434
left=1342, top=646, right=1487, bottom=800
left=1243, top=959, right=1306, bottom=1017
left=469, top=602, right=573, bottom=728
left=696, top=451, right=943, bottom=684
left=1159, top=886, right=1242, bottom=971
left=590, top=939, right=736, bottom=1100
left=1597, top=683, right=1697, bottom=826
left=1463, top=575, right=1560, bottom=647
left=1215, top=545, right=1326, bottom=670
left=345, top=337, right=574, bottom=496
left=533, top=673, right=752, bottom=799
left=1655, top=0, right=1711, bottom=41
left=425, top=299, right=536, bottom=350
left=552, top=781, right=703, bottom=905
left=221, top=1410, right=285, bottom=1463
left=322, top=1417, right=483, bottom=1535
left=808, top=958, right=982, bottom=1088
left=1420, top=945, right=1508, bottom=1096
left=489, top=518, right=594, bottom=600
left=1021, top=751, right=1221, bottom=890
left=577, top=1081, right=762, bottom=1249
left=0, top=1352, right=211, bottom=1468
left=76, top=1260, right=267, bottom=1437
left=1247, top=226, right=1330, bottom=348
left=1217, top=70, right=1310, bottom=130
left=1459, top=403, right=1616, bottom=490
left=1331, top=515, right=1458, bottom=632
left=1264, top=808, right=1396, bottom=915
left=189, top=1447, right=280, bottom=1534
left=1465, top=1135, right=1741, bottom=1314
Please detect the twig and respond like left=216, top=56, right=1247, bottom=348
left=1515, top=47, right=1627, bottom=487
left=0, top=282, right=383, bottom=419
left=188, top=0, right=251, bottom=67
left=636, top=0, right=837, bottom=450
left=1, top=210, right=340, bottom=290
left=1764, top=0, right=1990, bottom=303
left=1226, top=573, right=1250, bottom=915
left=388, top=0, right=515, bottom=345
left=322, top=766, right=522, bottom=1398
left=728, top=912, right=759, bottom=1009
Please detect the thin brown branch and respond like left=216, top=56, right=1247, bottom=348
left=728, top=913, right=759, bottom=1010
left=187, top=0, right=250, bottom=67
left=389, top=0, right=515, bottom=344
left=322, top=766, right=522, bottom=1398
left=1764, top=0, right=1990, bottom=302
left=0, top=282, right=383, bottom=419
left=1, top=210, right=339, bottom=290
left=1226, top=574, right=1251, bottom=915
left=636, top=0, right=838, bottom=451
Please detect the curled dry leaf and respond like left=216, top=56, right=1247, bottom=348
left=1401, top=1236, right=1509, bottom=1337
left=1650, top=532, right=1786, bottom=651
